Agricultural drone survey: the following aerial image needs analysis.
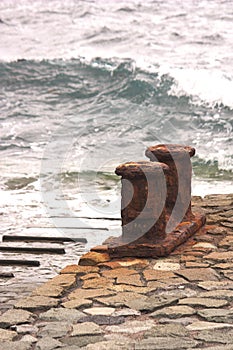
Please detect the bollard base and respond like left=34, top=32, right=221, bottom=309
left=91, top=212, right=206, bottom=258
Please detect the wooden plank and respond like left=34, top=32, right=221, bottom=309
left=0, top=246, right=65, bottom=254
left=0, top=272, right=14, bottom=278
left=0, top=259, right=40, bottom=266
left=2, top=235, right=87, bottom=244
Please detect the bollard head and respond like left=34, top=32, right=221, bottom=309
left=145, top=144, right=195, bottom=162
left=115, top=161, right=169, bottom=179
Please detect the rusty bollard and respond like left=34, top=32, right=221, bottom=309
left=92, top=145, right=206, bottom=259
left=115, top=161, right=169, bottom=244
left=145, top=144, right=195, bottom=231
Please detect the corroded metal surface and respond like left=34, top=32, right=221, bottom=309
left=101, top=144, right=206, bottom=258
left=146, top=144, right=195, bottom=223
left=115, top=161, right=169, bottom=244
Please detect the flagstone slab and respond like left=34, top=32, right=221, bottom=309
left=197, top=308, right=233, bottom=323
left=62, top=299, right=93, bottom=309
left=134, top=337, right=198, bottom=349
left=151, top=305, right=196, bottom=319
left=0, top=309, right=34, bottom=328
left=14, top=296, right=59, bottom=310
left=116, top=274, right=144, bottom=286
left=198, top=281, right=233, bottom=290
left=71, top=322, right=103, bottom=336
left=60, top=265, right=99, bottom=275
left=83, top=307, right=115, bottom=316
left=143, top=270, right=175, bottom=281
left=39, top=308, right=85, bottom=322
left=194, top=328, right=233, bottom=344
left=179, top=297, right=228, bottom=308
left=0, top=328, right=17, bottom=341
left=186, top=321, right=233, bottom=331
left=153, top=262, right=181, bottom=271
left=95, top=292, right=147, bottom=308
left=199, top=289, right=233, bottom=300
left=105, top=319, right=155, bottom=334
left=101, top=268, right=138, bottom=279
left=0, top=341, right=32, bottom=350
left=175, top=268, right=219, bottom=281
left=82, top=277, right=114, bottom=289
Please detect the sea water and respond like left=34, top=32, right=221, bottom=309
left=0, top=0, right=232, bottom=230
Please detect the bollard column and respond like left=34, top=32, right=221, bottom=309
left=115, top=161, right=169, bottom=245
left=91, top=146, right=206, bottom=259
left=146, top=144, right=195, bottom=228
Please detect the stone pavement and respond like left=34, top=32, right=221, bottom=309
left=0, top=193, right=233, bottom=350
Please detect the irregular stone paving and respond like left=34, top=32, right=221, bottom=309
left=0, top=194, right=233, bottom=349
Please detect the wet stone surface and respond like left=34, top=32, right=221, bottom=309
left=0, top=194, right=232, bottom=349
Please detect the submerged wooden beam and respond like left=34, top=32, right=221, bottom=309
left=0, top=259, right=40, bottom=266
left=2, top=235, right=87, bottom=244
left=0, top=246, right=65, bottom=254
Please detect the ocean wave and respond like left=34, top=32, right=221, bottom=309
left=1, top=57, right=233, bottom=110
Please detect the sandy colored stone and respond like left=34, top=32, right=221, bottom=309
left=117, top=274, right=144, bottom=287
left=47, top=274, right=76, bottom=288
left=83, top=307, right=115, bottom=316
left=38, top=321, right=71, bottom=338
left=193, top=328, right=233, bottom=344
left=179, top=297, right=228, bottom=308
left=101, top=268, right=138, bottom=279
left=186, top=321, right=233, bottom=331
left=193, top=242, right=217, bottom=249
left=151, top=305, right=196, bottom=319
left=71, top=322, right=103, bottom=336
left=143, top=269, right=175, bottom=281
left=32, top=285, right=64, bottom=297
left=185, top=261, right=210, bottom=268
left=14, top=296, right=59, bottom=310
left=214, top=263, right=233, bottom=269
left=197, top=308, right=233, bottom=322
left=82, top=276, right=114, bottom=289
left=153, top=261, right=181, bottom=271
left=85, top=340, right=133, bottom=350
left=147, top=277, right=188, bottom=291
left=223, top=271, right=233, bottom=280
left=67, top=288, right=115, bottom=300
left=98, top=258, right=149, bottom=269
left=218, top=236, right=233, bottom=248
left=95, top=292, right=147, bottom=307
left=0, top=309, right=34, bottom=328
left=175, top=268, right=219, bottom=281
left=79, top=252, right=110, bottom=266
left=0, top=328, right=17, bottom=341
left=105, top=319, right=155, bottom=334
left=126, top=295, right=179, bottom=312
left=60, top=265, right=99, bottom=274
left=35, top=336, right=64, bottom=350
left=39, top=308, right=85, bottom=322
left=199, top=289, right=233, bottom=300
left=207, top=227, right=227, bottom=235
left=80, top=273, right=100, bottom=280
left=62, top=299, right=93, bottom=309
left=0, top=341, right=32, bottom=350
left=109, top=284, right=151, bottom=294
left=32, top=274, right=76, bottom=297
left=204, top=251, right=233, bottom=261
left=135, top=336, right=198, bottom=349
left=198, top=280, right=233, bottom=290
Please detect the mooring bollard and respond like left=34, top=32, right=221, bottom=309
left=92, top=145, right=206, bottom=258
left=115, top=161, right=169, bottom=244
left=145, top=144, right=195, bottom=232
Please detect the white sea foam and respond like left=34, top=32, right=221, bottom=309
left=168, top=68, right=233, bottom=109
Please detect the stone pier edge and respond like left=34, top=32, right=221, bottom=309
left=0, top=193, right=232, bottom=349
